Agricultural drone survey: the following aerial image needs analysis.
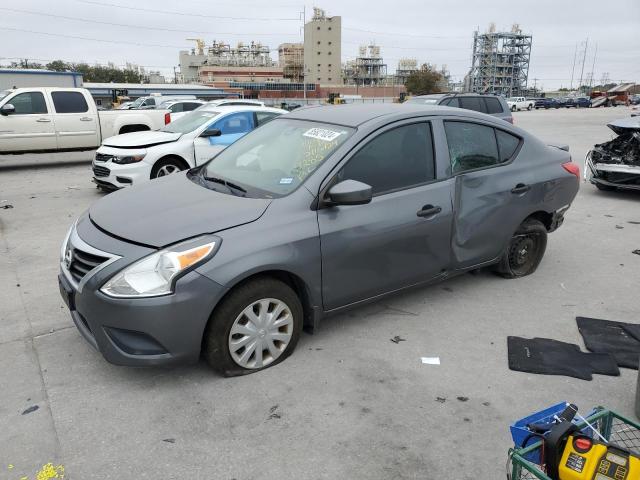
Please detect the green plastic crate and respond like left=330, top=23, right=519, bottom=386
left=508, top=408, right=640, bottom=480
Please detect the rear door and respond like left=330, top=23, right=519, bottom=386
left=193, top=111, right=255, bottom=165
left=50, top=90, right=99, bottom=149
left=0, top=90, right=57, bottom=152
left=443, top=119, right=531, bottom=269
left=317, top=121, right=454, bottom=310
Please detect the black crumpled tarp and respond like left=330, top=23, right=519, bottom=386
left=576, top=317, right=640, bottom=369
left=507, top=336, right=620, bottom=381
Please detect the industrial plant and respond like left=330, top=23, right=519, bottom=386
left=468, top=23, right=532, bottom=97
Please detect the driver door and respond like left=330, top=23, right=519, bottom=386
left=193, top=111, right=255, bottom=165
left=0, top=91, right=57, bottom=152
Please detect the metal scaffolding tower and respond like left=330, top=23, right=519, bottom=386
left=469, top=24, right=532, bottom=97
left=344, top=45, right=388, bottom=86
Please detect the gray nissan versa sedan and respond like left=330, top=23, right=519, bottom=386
left=58, top=104, right=580, bottom=375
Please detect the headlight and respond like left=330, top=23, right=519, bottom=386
left=111, top=154, right=146, bottom=165
left=60, top=222, right=75, bottom=263
left=100, top=235, right=220, bottom=298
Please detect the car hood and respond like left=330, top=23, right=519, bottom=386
left=607, top=117, right=640, bottom=136
left=89, top=173, right=271, bottom=247
left=102, top=131, right=181, bottom=148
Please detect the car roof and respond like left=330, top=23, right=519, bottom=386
left=284, top=103, right=501, bottom=128
left=198, top=104, right=285, bottom=114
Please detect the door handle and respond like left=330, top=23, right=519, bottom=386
left=79, top=117, right=93, bottom=121
left=36, top=118, right=51, bottom=123
left=511, top=183, right=531, bottom=194
left=417, top=204, right=442, bottom=218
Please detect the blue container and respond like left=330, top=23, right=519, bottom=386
left=510, top=402, right=569, bottom=463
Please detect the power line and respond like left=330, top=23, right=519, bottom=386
left=77, top=0, right=299, bottom=21
left=0, top=7, right=298, bottom=36
left=343, top=26, right=468, bottom=39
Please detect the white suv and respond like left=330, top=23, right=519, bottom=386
left=92, top=105, right=286, bottom=190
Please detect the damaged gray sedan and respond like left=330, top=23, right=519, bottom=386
left=59, top=104, right=580, bottom=375
left=586, top=117, right=640, bottom=191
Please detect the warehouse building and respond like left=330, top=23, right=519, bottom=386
left=0, top=68, right=83, bottom=90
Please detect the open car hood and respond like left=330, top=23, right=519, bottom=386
left=607, top=117, right=640, bottom=136
left=102, top=131, right=181, bottom=148
left=89, top=173, right=271, bottom=247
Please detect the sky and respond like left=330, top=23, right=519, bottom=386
left=0, top=0, right=638, bottom=90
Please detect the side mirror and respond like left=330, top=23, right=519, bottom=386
left=327, top=179, right=372, bottom=206
left=201, top=128, right=222, bottom=138
left=0, top=104, right=16, bottom=116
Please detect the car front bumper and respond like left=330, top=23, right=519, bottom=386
left=59, top=219, right=227, bottom=366
left=92, top=147, right=152, bottom=189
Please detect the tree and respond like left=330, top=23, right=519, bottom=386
left=405, top=63, right=444, bottom=95
left=46, top=60, right=71, bottom=72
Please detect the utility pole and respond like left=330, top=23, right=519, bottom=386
left=569, top=43, right=578, bottom=91
left=173, top=66, right=177, bottom=84
left=578, top=38, right=588, bottom=94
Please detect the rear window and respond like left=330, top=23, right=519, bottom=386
left=459, top=97, right=487, bottom=113
left=51, top=91, right=89, bottom=113
left=484, top=97, right=503, bottom=114
left=443, top=98, right=459, bottom=107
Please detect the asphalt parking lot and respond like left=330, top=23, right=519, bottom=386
left=1, top=106, right=639, bottom=479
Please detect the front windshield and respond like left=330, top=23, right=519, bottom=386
left=200, top=119, right=354, bottom=197
left=160, top=110, right=219, bottom=134
left=0, top=90, right=11, bottom=102
left=129, top=97, right=146, bottom=108
left=406, top=97, right=440, bottom=105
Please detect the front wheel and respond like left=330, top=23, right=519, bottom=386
left=150, top=157, right=187, bottom=179
left=511, top=105, right=517, bottom=112
left=203, top=277, right=303, bottom=376
left=493, top=219, right=547, bottom=279
left=527, top=104, right=532, bottom=111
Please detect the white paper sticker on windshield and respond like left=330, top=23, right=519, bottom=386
left=303, top=128, right=343, bottom=142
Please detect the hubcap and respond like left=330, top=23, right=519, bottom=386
left=228, top=298, right=293, bottom=369
left=156, top=164, right=180, bottom=177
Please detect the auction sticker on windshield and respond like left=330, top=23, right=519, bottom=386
left=303, top=128, right=344, bottom=142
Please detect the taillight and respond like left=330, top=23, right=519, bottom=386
left=164, top=112, right=171, bottom=125
left=562, top=161, right=580, bottom=179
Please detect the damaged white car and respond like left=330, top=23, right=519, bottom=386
left=585, top=117, right=640, bottom=192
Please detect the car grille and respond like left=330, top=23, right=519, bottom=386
left=92, top=165, right=110, bottom=177
left=68, top=248, right=110, bottom=284
left=94, top=153, right=111, bottom=162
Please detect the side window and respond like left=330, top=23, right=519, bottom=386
left=256, top=111, right=278, bottom=126
left=169, top=104, right=183, bottom=113
left=443, top=97, right=459, bottom=107
left=444, top=121, right=500, bottom=173
left=9, top=92, right=48, bottom=114
left=145, top=98, right=156, bottom=106
left=459, top=96, right=487, bottom=113
left=51, top=92, right=89, bottom=113
left=213, top=111, right=254, bottom=135
left=183, top=102, right=201, bottom=111
left=484, top=97, right=503, bottom=114
left=496, top=129, right=521, bottom=162
left=339, top=123, right=435, bottom=195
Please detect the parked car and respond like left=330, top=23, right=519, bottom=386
left=0, top=87, right=170, bottom=154
left=157, top=99, right=207, bottom=122
left=92, top=105, right=286, bottom=190
left=60, top=104, right=579, bottom=375
left=405, top=93, right=513, bottom=123
left=208, top=99, right=266, bottom=107
left=126, top=95, right=196, bottom=110
left=565, top=97, right=592, bottom=108
left=534, top=98, right=558, bottom=109
left=630, top=95, right=640, bottom=105
left=507, top=96, right=535, bottom=111
left=585, top=117, right=640, bottom=191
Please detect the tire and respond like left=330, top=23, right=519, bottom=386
left=493, top=219, right=548, bottom=279
left=150, top=156, right=187, bottom=179
left=203, top=277, right=303, bottom=376
left=527, top=104, right=532, bottom=111
left=596, top=183, right=616, bottom=192
left=511, top=105, right=517, bottom=112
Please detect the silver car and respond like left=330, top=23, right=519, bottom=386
left=59, top=104, right=579, bottom=375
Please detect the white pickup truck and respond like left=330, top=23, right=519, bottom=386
left=0, top=87, right=170, bottom=154
left=507, top=97, right=535, bottom=111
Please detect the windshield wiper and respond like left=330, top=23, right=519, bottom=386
left=203, top=175, right=247, bottom=195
